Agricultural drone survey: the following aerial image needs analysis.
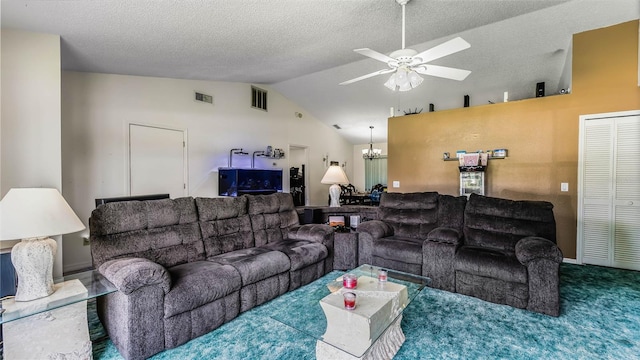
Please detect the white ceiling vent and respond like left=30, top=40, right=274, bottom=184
left=195, top=91, right=213, bottom=104
left=251, top=86, right=267, bottom=112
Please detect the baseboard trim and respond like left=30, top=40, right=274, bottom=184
left=562, top=258, right=578, bottom=264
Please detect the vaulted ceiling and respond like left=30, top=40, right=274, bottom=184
left=2, top=0, right=638, bottom=144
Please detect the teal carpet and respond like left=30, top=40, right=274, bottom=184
left=91, top=264, right=640, bottom=359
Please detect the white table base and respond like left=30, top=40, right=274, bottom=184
left=316, top=315, right=405, bottom=360
left=316, top=276, right=408, bottom=360
left=2, top=279, right=92, bottom=360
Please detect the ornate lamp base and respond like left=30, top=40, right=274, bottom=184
left=329, top=183, right=341, bottom=207
left=11, top=237, right=58, bottom=302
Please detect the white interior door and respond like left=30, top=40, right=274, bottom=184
left=578, top=111, right=640, bottom=270
left=129, top=124, right=187, bottom=199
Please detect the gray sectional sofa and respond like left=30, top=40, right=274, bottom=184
left=89, top=193, right=333, bottom=360
left=358, top=192, right=563, bottom=316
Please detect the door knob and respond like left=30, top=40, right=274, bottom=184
left=628, top=201, right=634, bottom=205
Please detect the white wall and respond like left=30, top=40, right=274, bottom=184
left=0, top=30, right=64, bottom=278
left=61, top=72, right=353, bottom=272
left=352, top=142, right=388, bottom=192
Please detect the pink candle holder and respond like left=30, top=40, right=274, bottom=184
left=343, top=292, right=356, bottom=310
left=343, top=273, right=357, bottom=289
left=378, top=269, right=388, bottom=282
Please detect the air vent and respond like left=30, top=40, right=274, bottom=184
left=251, top=86, right=268, bottom=111
left=333, top=124, right=341, bottom=129
left=195, top=91, right=213, bottom=104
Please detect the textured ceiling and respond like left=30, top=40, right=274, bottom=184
left=2, top=0, right=639, bottom=144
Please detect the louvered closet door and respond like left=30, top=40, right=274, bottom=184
left=612, top=116, right=640, bottom=269
left=579, top=112, right=640, bottom=271
left=581, top=119, right=614, bottom=266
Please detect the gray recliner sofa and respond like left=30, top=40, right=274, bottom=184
left=359, top=192, right=562, bottom=317
left=453, top=193, right=562, bottom=316
left=90, top=193, right=333, bottom=360
left=357, top=192, right=466, bottom=276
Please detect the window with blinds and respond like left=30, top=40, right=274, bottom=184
left=364, top=157, right=387, bottom=191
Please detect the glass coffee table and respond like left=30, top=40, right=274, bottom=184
left=270, top=264, right=429, bottom=359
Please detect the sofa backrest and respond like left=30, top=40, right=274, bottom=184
left=195, top=196, right=254, bottom=258
left=378, top=192, right=440, bottom=239
left=90, top=197, right=204, bottom=268
left=438, top=194, right=467, bottom=233
left=463, top=193, right=556, bottom=253
left=247, top=193, right=299, bottom=246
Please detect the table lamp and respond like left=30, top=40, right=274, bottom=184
left=0, top=188, right=85, bottom=301
left=320, top=162, right=350, bottom=207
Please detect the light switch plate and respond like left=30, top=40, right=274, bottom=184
left=561, top=183, right=569, bottom=192
left=392, top=181, right=400, bottom=188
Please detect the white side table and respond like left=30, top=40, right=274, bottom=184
left=1, top=270, right=116, bottom=360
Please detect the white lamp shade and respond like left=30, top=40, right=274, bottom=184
left=320, top=165, right=350, bottom=185
left=0, top=188, right=85, bottom=241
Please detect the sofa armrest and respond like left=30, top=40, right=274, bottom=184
left=288, top=224, right=334, bottom=244
left=422, top=227, right=461, bottom=292
left=98, top=257, right=171, bottom=295
left=515, top=237, right=563, bottom=316
left=288, top=224, right=335, bottom=273
left=355, top=220, right=393, bottom=266
left=515, top=237, right=563, bottom=265
left=427, top=227, right=463, bottom=245
left=356, top=220, right=393, bottom=239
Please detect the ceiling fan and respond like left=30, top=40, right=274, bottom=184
left=340, top=0, right=471, bottom=92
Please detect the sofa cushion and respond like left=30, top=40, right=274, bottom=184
left=248, top=193, right=300, bottom=246
left=454, top=246, right=527, bottom=284
left=261, top=239, right=328, bottom=271
left=377, top=192, right=439, bottom=239
left=196, top=196, right=248, bottom=223
left=164, top=262, right=241, bottom=318
left=208, top=247, right=290, bottom=285
left=438, top=194, right=467, bottom=232
left=196, top=197, right=255, bottom=257
left=463, top=194, right=556, bottom=253
left=373, top=236, right=424, bottom=265
left=90, top=197, right=205, bottom=268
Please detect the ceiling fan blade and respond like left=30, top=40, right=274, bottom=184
left=413, top=37, right=471, bottom=64
left=339, top=68, right=395, bottom=85
left=354, top=48, right=396, bottom=64
left=415, top=65, right=471, bottom=81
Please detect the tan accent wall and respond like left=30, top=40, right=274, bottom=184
left=388, top=21, right=640, bottom=259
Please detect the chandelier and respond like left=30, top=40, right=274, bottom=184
left=362, top=126, right=382, bottom=160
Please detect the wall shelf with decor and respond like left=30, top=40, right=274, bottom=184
left=443, top=156, right=506, bottom=161
left=442, top=149, right=508, bottom=161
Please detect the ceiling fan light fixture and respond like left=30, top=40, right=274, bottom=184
left=340, top=0, right=471, bottom=89
left=408, top=70, right=423, bottom=88
left=384, top=73, right=397, bottom=91
left=398, top=81, right=412, bottom=92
